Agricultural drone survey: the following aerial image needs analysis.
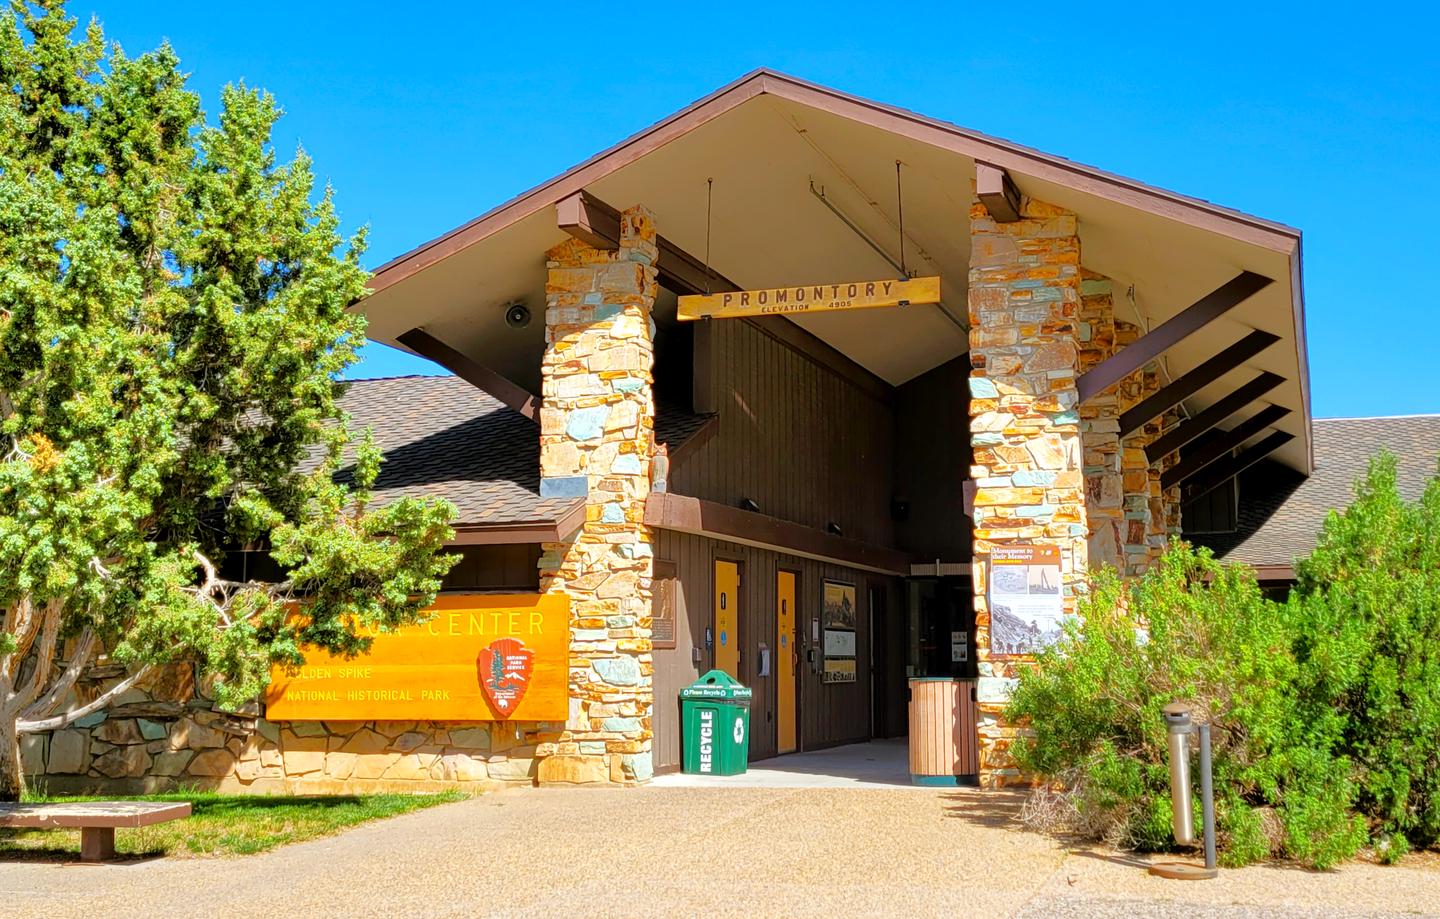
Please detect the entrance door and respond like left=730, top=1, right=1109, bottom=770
left=776, top=570, right=797, bottom=754
left=714, top=560, right=740, bottom=677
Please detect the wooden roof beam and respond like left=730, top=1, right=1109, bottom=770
left=1183, top=430, right=1295, bottom=503
left=976, top=161, right=1021, bottom=222
left=1077, top=271, right=1273, bottom=404
left=1117, top=329, right=1280, bottom=437
left=1159, top=403, right=1291, bottom=491
left=644, top=492, right=912, bottom=576
left=1145, top=371, right=1286, bottom=464
left=396, top=328, right=540, bottom=421
left=556, top=190, right=739, bottom=296
left=554, top=188, right=619, bottom=251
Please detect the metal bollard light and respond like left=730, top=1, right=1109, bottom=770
left=1163, top=703, right=1196, bottom=845
left=1151, top=701, right=1218, bottom=880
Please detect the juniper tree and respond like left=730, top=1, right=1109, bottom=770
left=0, top=1, right=455, bottom=799
left=1292, top=453, right=1440, bottom=858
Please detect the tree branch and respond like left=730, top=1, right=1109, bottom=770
left=192, top=548, right=231, bottom=626
left=0, top=596, right=39, bottom=687
left=18, top=662, right=153, bottom=734
left=18, top=628, right=98, bottom=724
left=13, top=598, right=64, bottom=712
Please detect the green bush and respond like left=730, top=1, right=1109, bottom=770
left=1006, top=542, right=1365, bottom=868
left=1291, top=453, right=1440, bottom=851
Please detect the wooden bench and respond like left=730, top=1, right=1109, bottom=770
left=0, top=800, right=192, bottom=861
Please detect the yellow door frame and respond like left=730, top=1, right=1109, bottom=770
left=776, top=568, right=799, bottom=754
left=713, top=558, right=740, bottom=678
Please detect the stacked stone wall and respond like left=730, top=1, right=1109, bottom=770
left=23, top=660, right=521, bottom=794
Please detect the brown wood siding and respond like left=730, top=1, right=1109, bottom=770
left=652, top=530, right=902, bottom=770
left=894, top=357, right=973, bottom=561
left=671, top=318, right=897, bottom=547
left=439, top=544, right=542, bottom=591
left=871, top=578, right=909, bottom=738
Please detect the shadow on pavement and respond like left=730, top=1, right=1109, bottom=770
left=1068, top=847, right=1153, bottom=869
left=939, top=788, right=1029, bottom=827
left=0, top=828, right=165, bottom=864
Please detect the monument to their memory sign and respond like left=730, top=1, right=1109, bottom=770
left=264, top=594, right=570, bottom=721
left=987, top=546, right=1064, bottom=656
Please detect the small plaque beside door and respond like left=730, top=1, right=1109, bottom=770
left=651, top=559, right=678, bottom=650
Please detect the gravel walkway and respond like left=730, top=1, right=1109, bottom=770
left=0, top=785, right=1434, bottom=918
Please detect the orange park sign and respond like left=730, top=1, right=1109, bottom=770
left=264, top=594, right=570, bottom=722
left=677, top=276, right=940, bottom=321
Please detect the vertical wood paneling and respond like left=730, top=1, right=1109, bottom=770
left=906, top=678, right=980, bottom=779
left=894, top=357, right=973, bottom=561
left=650, top=530, right=901, bottom=770
left=957, top=678, right=979, bottom=775
left=671, top=318, right=897, bottom=547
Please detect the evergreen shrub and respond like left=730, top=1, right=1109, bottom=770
left=1006, top=543, right=1364, bottom=868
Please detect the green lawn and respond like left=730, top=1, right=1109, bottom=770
left=1, top=790, right=467, bottom=859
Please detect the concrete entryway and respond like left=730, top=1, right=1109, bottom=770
left=652, top=738, right=921, bottom=789
left=3, top=783, right=1437, bottom=917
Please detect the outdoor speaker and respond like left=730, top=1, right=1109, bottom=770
left=504, top=302, right=531, bottom=329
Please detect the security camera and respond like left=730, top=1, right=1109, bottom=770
left=504, top=303, right=531, bottom=329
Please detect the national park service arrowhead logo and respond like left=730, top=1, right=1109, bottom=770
left=477, top=637, right=534, bottom=719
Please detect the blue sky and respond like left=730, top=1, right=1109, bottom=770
left=80, top=2, right=1439, bottom=417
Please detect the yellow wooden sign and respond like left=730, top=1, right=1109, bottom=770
left=264, top=594, right=570, bottom=722
left=677, top=276, right=940, bottom=321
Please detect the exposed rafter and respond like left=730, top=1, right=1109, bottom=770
left=1160, top=404, right=1291, bottom=490
left=1077, top=271, right=1273, bottom=404
left=975, top=161, right=1021, bottom=222
left=1183, top=430, right=1295, bottom=502
left=396, top=328, right=540, bottom=421
left=1145, top=371, right=1285, bottom=464
left=1118, top=329, right=1280, bottom=437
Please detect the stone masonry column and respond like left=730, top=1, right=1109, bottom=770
left=967, top=196, right=1088, bottom=788
left=1077, top=272, right=1183, bottom=576
left=535, top=206, right=657, bottom=785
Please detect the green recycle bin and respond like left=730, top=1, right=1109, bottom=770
left=681, top=670, right=753, bottom=776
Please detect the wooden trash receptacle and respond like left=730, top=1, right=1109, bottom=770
left=907, top=677, right=979, bottom=786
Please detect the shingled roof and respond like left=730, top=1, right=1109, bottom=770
left=336, top=375, right=710, bottom=533
left=1193, top=415, right=1440, bottom=572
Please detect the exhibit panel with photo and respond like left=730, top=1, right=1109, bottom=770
left=987, top=546, right=1064, bottom=655
left=822, top=580, right=857, bottom=683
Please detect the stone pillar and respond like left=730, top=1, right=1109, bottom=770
left=534, top=206, right=657, bottom=785
left=967, top=196, right=1088, bottom=787
left=968, top=194, right=1187, bottom=787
